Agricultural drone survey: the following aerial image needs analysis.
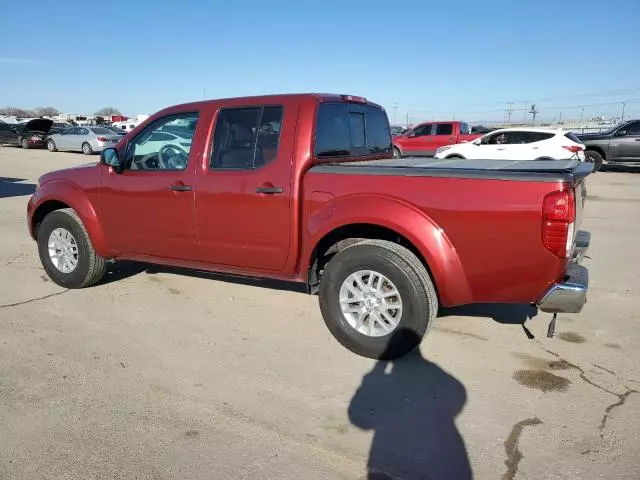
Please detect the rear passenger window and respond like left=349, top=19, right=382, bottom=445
left=435, top=123, right=453, bottom=135
left=513, top=132, right=555, bottom=143
left=460, top=122, right=470, bottom=135
left=315, top=103, right=392, bottom=158
left=210, top=106, right=283, bottom=169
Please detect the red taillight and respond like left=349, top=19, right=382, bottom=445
left=542, top=190, right=576, bottom=258
left=96, top=136, right=108, bottom=142
left=562, top=145, right=583, bottom=153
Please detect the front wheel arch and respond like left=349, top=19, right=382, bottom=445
left=30, top=182, right=112, bottom=258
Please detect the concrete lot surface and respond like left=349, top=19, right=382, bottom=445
left=1, top=147, right=639, bottom=479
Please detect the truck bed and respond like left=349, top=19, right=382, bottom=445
left=310, top=157, right=593, bottom=183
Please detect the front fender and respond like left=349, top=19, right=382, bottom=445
left=28, top=180, right=111, bottom=258
left=304, top=194, right=472, bottom=306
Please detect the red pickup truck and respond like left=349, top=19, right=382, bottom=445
left=27, top=93, right=592, bottom=359
left=393, top=121, right=482, bottom=157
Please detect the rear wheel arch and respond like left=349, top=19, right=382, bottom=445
left=445, top=154, right=465, bottom=159
left=308, top=223, right=437, bottom=295
left=306, top=215, right=472, bottom=307
left=585, top=145, right=606, bottom=161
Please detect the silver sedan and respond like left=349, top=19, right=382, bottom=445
left=47, top=126, right=122, bottom=155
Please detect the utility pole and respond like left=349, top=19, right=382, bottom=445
left=392, top=103, right=398, bottom=125
left=506, top=102, right=513, bottom=125
left=559, top=112, right=563, bottom=124
left=523, top=103, right=528, bottom=124
left=203, top=88, right=206, bottom=100
left=621, top=101, right=626, bottom=122
left=580, top=107, right=584, bottom=125
left=406, top=111, right=410, bottom=128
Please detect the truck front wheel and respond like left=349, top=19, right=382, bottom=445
left=37, top=208, right=107, bottom=288
left=319, top=240, right=438, bottom=359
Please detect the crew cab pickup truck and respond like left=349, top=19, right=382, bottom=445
left=578, top=119, right=640, bottom=171
left=28, top=93, right=592, bottom=359
left=392, top=120, right=482, bottom=157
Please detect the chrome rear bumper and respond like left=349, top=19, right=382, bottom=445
left=537, top=230, right=590, bottom=314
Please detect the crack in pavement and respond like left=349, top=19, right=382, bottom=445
left=433, top=326, right=489, bottom=341
left=502, top=417, right=543, bottom=480
left=0, top=289, right=69, bottom=308
left=544, top=349, right=617, bottom=396
left=543, top=349, right=638, bottom=441
left=598, top=389, right=638, bottom=439
left=592, top=363, right=617, bottom=376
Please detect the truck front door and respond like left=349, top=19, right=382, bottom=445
left=611, top=121, right=640, bottom=161
left=194, top=104, right=292, bottom=271
left=100, top=112, right=201, bottom=259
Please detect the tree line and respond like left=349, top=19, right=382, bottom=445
left=0, top=106, right=123, bottom=117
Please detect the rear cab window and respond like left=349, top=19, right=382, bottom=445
left=435, top=123, right=454, bottom=136
left=314, top=102, right=391, bottom=159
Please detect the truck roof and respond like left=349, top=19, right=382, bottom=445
left=158, top=93, right=384, bottom=112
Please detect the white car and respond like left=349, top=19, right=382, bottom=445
left=434, top=128, right=586, bottom=162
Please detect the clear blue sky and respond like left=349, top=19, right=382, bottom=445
left=2, top=0, right=639, bottom=123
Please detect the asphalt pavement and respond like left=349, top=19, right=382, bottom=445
left=1, top=146, right=639, bottom=479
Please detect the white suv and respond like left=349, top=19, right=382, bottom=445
left=435, top=128, right=586, bottom=161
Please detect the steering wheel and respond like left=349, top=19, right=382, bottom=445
left=159, top=144, right=188, bottom=169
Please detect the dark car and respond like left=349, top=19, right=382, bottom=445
left=577, top=120, right=640, bottom=170
left=0, top=118, right=54, bottom=149
left=390, top=125, right=406, bottom=136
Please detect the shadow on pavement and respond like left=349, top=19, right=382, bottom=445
left=349, top=329, right=471, bottom=480
left=97, top=260, right=306, bottom=293
left=440, top=303, right=538, bottom=339
left=0, top=177, right=36, bottom=198
left=601, top=164, right=640, bottom=174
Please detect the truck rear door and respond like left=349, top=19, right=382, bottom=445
left=193, top=104, right=294, bottom=271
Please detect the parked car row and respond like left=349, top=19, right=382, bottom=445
left=392, top=118, right=640, bottom=171
left=0, top=119, right=67, bottom=149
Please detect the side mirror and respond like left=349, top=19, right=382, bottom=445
left=615, top=130, right=627, bottom=137
left=101, top=148, right=123, bottom=173
left=406, top=131, right=416, bottom=138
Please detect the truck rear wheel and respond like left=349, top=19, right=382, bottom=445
left=319, top=240, right=438, bottom=359
left=37, top=208, right=107, bottom=288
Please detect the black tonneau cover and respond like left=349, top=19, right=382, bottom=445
left=310, top=157, right=594, bottom=183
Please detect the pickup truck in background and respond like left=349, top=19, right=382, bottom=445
left=392, top=120, right=482, bottom=157
left=28, top=93, right=592, bottom=359
left=578, top=119, right=640, bottom=170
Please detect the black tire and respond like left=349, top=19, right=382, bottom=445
left=47, top=139, right=57, bottom=152
left=319, top=240, right=438, bottom=359
left=585, top=150, right=604, bottom=171
left=393, top=147, right=402, bottom=158
left=20, top=137, right=29, bottom=149
left=37, top=208, right=107, bottom=288
left=81, top=142, right=93, bottom=155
